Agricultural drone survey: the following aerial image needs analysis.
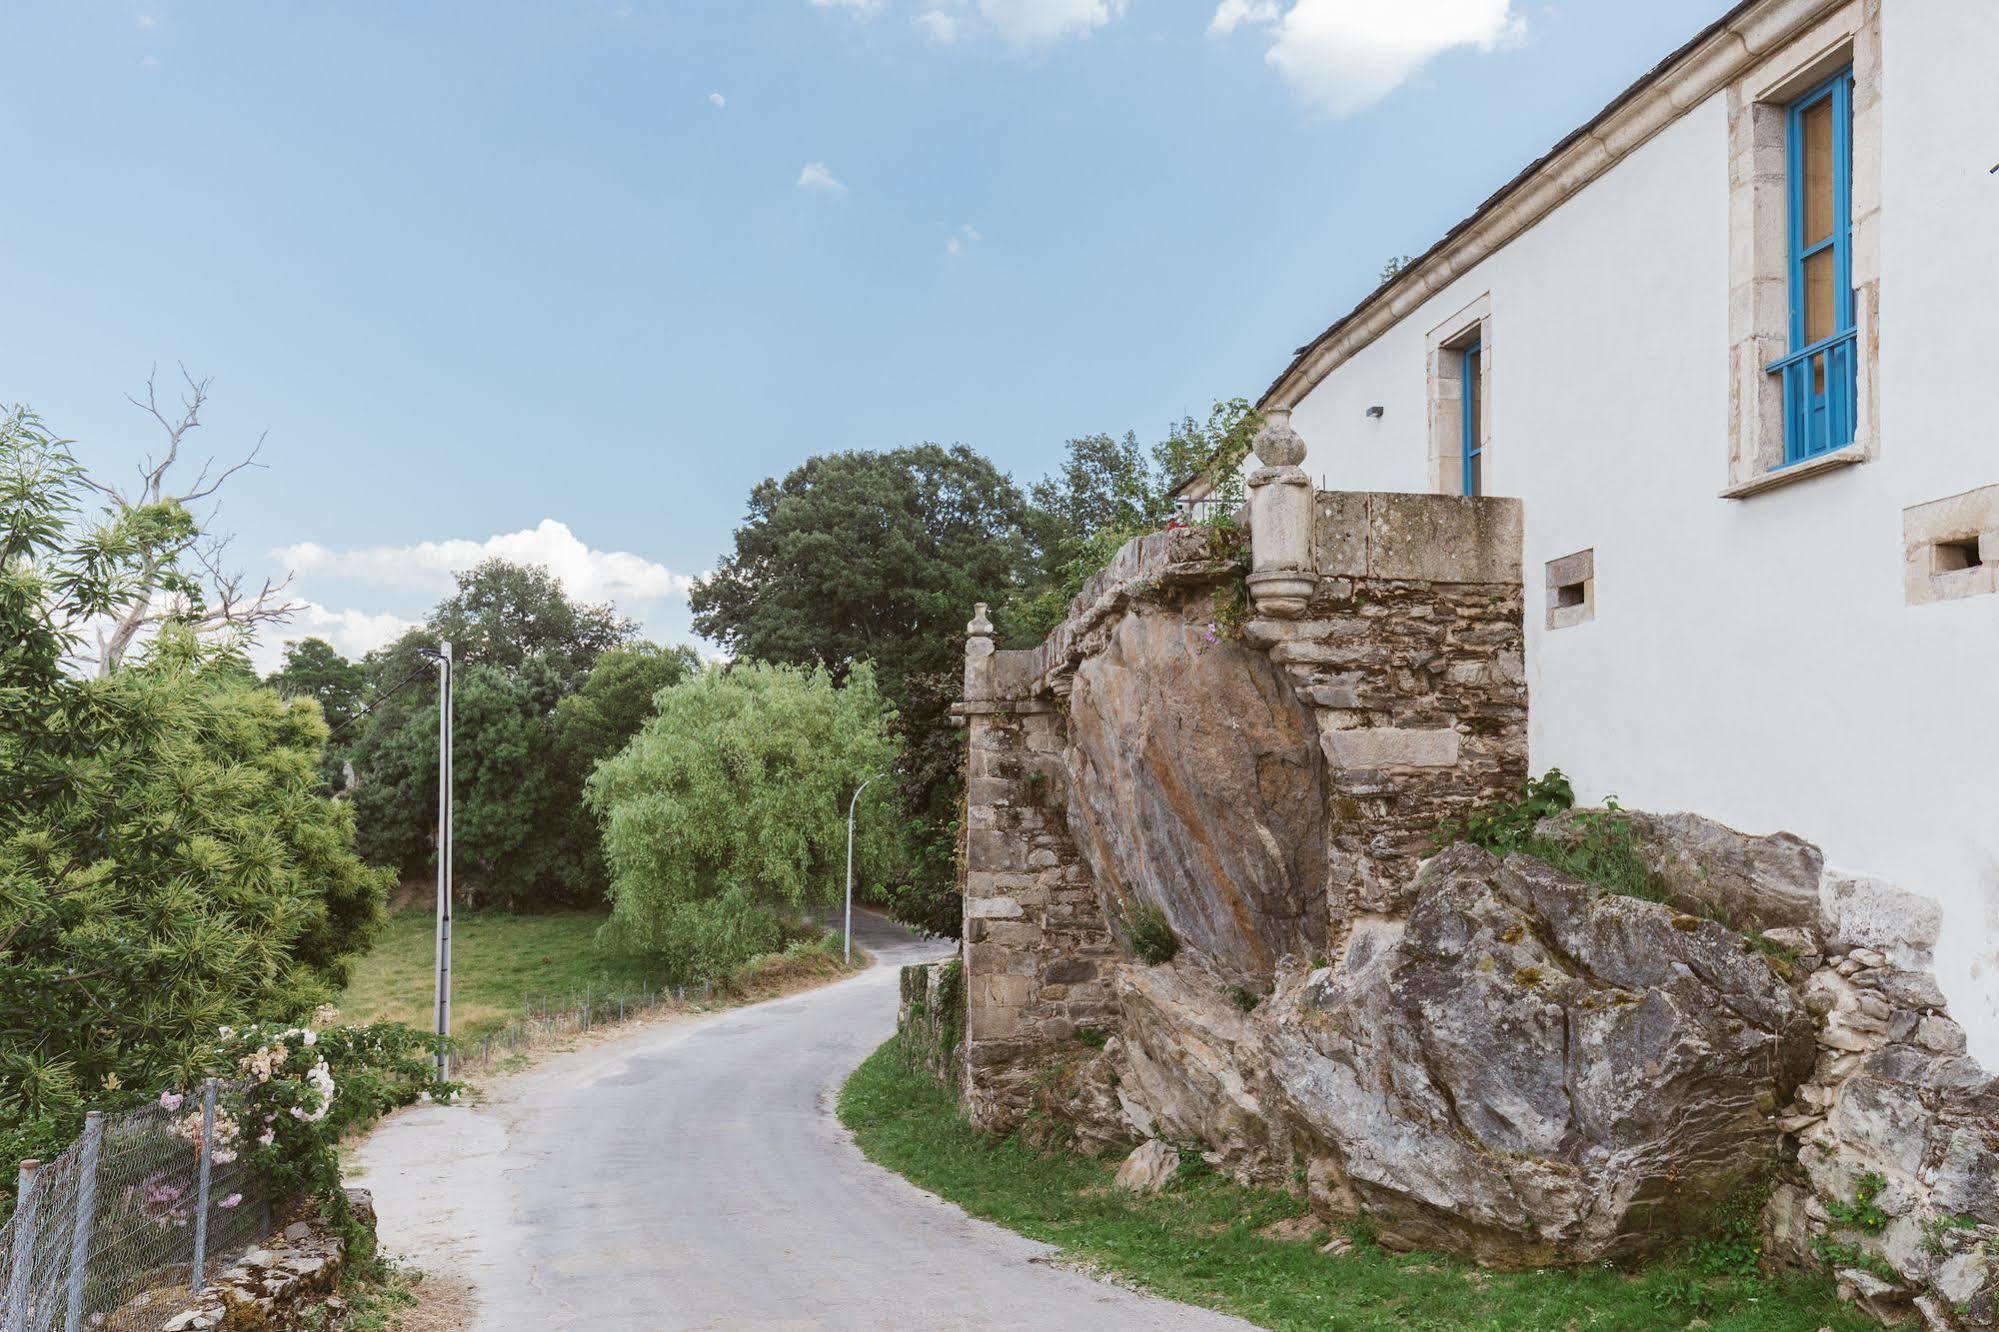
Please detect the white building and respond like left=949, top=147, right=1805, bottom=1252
left=1258, top=0, right=1999, bottom=1061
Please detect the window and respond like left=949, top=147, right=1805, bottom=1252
left=1460, top=340, right=1484, bottom=496
left=1767, top=67, right=1855, bottom=466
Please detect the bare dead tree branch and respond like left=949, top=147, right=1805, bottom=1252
left=83, top=368, right=301, bottom=674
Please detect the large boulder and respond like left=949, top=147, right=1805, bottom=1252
left=1267, top=844, right=1817, bottom=1268
left=1537, top=809, right=1823, bottom=933
left=1065, top=596, right=1328, bottom=980
left=1111, top=960, right=1296, bottom=1184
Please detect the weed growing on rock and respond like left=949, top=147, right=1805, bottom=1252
left=1435, top=771, right=1670, bottom=904
left=1825, top=1172, right=1890, bottom=1234
left=1125, top=903, right=1179, bottom=965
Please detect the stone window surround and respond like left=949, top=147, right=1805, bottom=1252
left=1545, top=548, right=1596, bottom=630
left=1903, top=485, right=1999, bottom=606
left=1723, top=0, right=1881, bottom=499
left=1426, top=295, right=1492, bottom=497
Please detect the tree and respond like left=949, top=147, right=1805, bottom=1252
left=345, top=563, right=659, bottom=908
left=691, top=445, right=1026, bottom=935
left=268, top=637, right=367, bottom=788
left=690, top=445, right=1026, bottom=696
left=586, top=662, right=901, bottom=979
left=432, top=558, right=634, bottom=685
left=77, top=368, right=302, bottom=674
left=0, top=407, right=388, bottom=1166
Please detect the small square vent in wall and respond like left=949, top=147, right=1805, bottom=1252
left=1545, top=548, right=1594, bottom=630
left=1903, top=486, right=1999, bottom=605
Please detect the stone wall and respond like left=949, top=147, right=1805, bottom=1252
left=954, top=492, right=1528, bottom=1132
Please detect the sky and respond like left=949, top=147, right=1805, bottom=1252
left=0, top=0, right=1732, bottom=671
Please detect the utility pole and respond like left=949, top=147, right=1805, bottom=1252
left=433, top=640, right=454, bottom=1079
left=844, top=775, right=879, bottom=966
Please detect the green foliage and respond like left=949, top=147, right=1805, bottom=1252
left=587, top=662, right=903, bottom=979
left=840, top=1038, right=1875, bottom=1332
left=691, top=444, right=1027, bottom=939
left=1126, top=902, right=1179, bottom=965
left=1227, top=985, right=1263, bottom=1014
left=0, top=409, right=389, bottom=1202
left=267, top=637, right=366, bottom=789
left=1435, top=769, right=1576, bottom=855
left=1825, top=1172, right=1891, bottom=1234
left=347, top=563, right=681, bottom=909
left=1436, top=771, right=1669, bottom=904
left=179, top=1014, right=452, bottom=1247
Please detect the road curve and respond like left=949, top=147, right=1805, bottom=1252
left=349, top=911, right=1248, bottom=1331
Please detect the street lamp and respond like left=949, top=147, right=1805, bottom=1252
left=844, top=775, right=880, bottom=965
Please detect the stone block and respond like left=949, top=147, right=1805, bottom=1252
left=1366, top=493, right=1523, bottom=584
left=967, top=896, right=1024, bottom=920
left=1322, top=726, right=1461, bottom=770
left=1822, top=873, right=1942, bottom=959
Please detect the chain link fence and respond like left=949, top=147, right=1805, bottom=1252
left=0, top=1082, right=270, bottom=1332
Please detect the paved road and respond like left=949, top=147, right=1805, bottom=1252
left=350, top=911, right=1247, bottom=1331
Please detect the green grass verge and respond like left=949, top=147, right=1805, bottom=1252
left=340, top=908, right=670, bottom=1042
left=838, top=1038, right=1873, bottom=1332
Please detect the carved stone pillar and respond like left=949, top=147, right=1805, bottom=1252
left=1246, top=408, right=1315, bottom=617
left=963, top=601, right=995, bottom=700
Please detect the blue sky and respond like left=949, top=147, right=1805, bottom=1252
left=1, top=0, right=1727, bottom=667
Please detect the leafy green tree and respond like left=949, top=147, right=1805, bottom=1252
left=691, top=445, right=1026, bottom=936
left=268, top=636, right=367, bottom=788
left=346, top=561, right=651, bottom=906
left=0, top=407, right=389, bottom=1172
left=586, top=662, right=901, bottom=978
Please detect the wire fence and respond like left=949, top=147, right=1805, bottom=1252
left=451, top=981, right=717, bottom=1077
left=0, top=1081, right=270, bottom=1332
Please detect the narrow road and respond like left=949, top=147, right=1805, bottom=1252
left=350, top=911, right=1247, bottom=1331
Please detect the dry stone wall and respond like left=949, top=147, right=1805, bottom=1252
left=954, top=494, right=1528, bottom=1132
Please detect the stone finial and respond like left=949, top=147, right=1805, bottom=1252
left=963, top=602, right=996, bottom=701
left=1246, top=408, right=1315, bottom=617
left=1252, top=408, right=1307, bottom=470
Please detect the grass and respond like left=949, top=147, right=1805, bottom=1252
left=839, top=1038, right=1875, bottom=1332
left=339, top=907, right=675, bottom=1043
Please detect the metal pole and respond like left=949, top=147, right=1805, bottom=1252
left=434, top=641, right=454, bottom=1080
left=6, top=1160, right=41, bottom=1332
left=844, top=775, right=879, bottom=966
left=191, top=1079, right=217, bottom=1292
left=64, top=1112, right=104, bottom=1332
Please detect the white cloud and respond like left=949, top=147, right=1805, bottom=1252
left=256, top=519, right=700, bottom=672
left=274, top=519, right=696, bottom=609
left=830, top=0, right=1124, bottom=49
left=945, top=222, right=982, bottom=255
left=913, top=8, right=961, bottom=43
left=1207, top=0, right=1278, bottom=38
left=796, top=161, right=848, bottom=195
left=138, top=53, right=160, bottom=69
left=1239, top=0, right=1524, bottom=117
left=708, top=91, right=726, bottom=108
left=137, top=13, right=157, bottom=29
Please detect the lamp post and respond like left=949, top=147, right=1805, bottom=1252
left=844, top=775, right=880, bottom=965
left=433, top=641, right=454, bottom=1079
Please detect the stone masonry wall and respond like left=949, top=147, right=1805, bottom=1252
left=955, top=494, right=1529, bottom=1131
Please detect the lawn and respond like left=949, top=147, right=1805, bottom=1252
left=339, top=907, right=671, bottom=1043
left=838, top=1038, right=1875, bottom=1332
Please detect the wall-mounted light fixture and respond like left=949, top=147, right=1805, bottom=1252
left=1365, top=405, right=1385, bottom=419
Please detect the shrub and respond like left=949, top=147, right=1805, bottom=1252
left=1436, top=771, right=1667, bottom=904
left=1127, top=903, right=1179, bottom=965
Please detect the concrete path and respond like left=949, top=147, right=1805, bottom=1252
left=349, top=911, right=1248, bottom=1331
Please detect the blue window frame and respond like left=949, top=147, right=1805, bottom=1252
left=1765, top=67, right=1856, bottom=465
left=1460, top=339, right=1483, bottom=496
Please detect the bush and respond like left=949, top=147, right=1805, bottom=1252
left=1436, top=770, right=1666, bottom=904
left=586, top=662, right=903, bottom=980
left=1127, top=903, right=1179, bottom=965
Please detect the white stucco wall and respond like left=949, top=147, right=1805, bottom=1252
left=1285, top=1, right=1999, bottom=1063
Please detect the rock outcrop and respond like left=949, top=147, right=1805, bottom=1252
left=1066, top=597, right=1328, bottom=983
left=1539, top=808, right=1823, bottom=932
left=1270, top=845, right=1816, bottom=1267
